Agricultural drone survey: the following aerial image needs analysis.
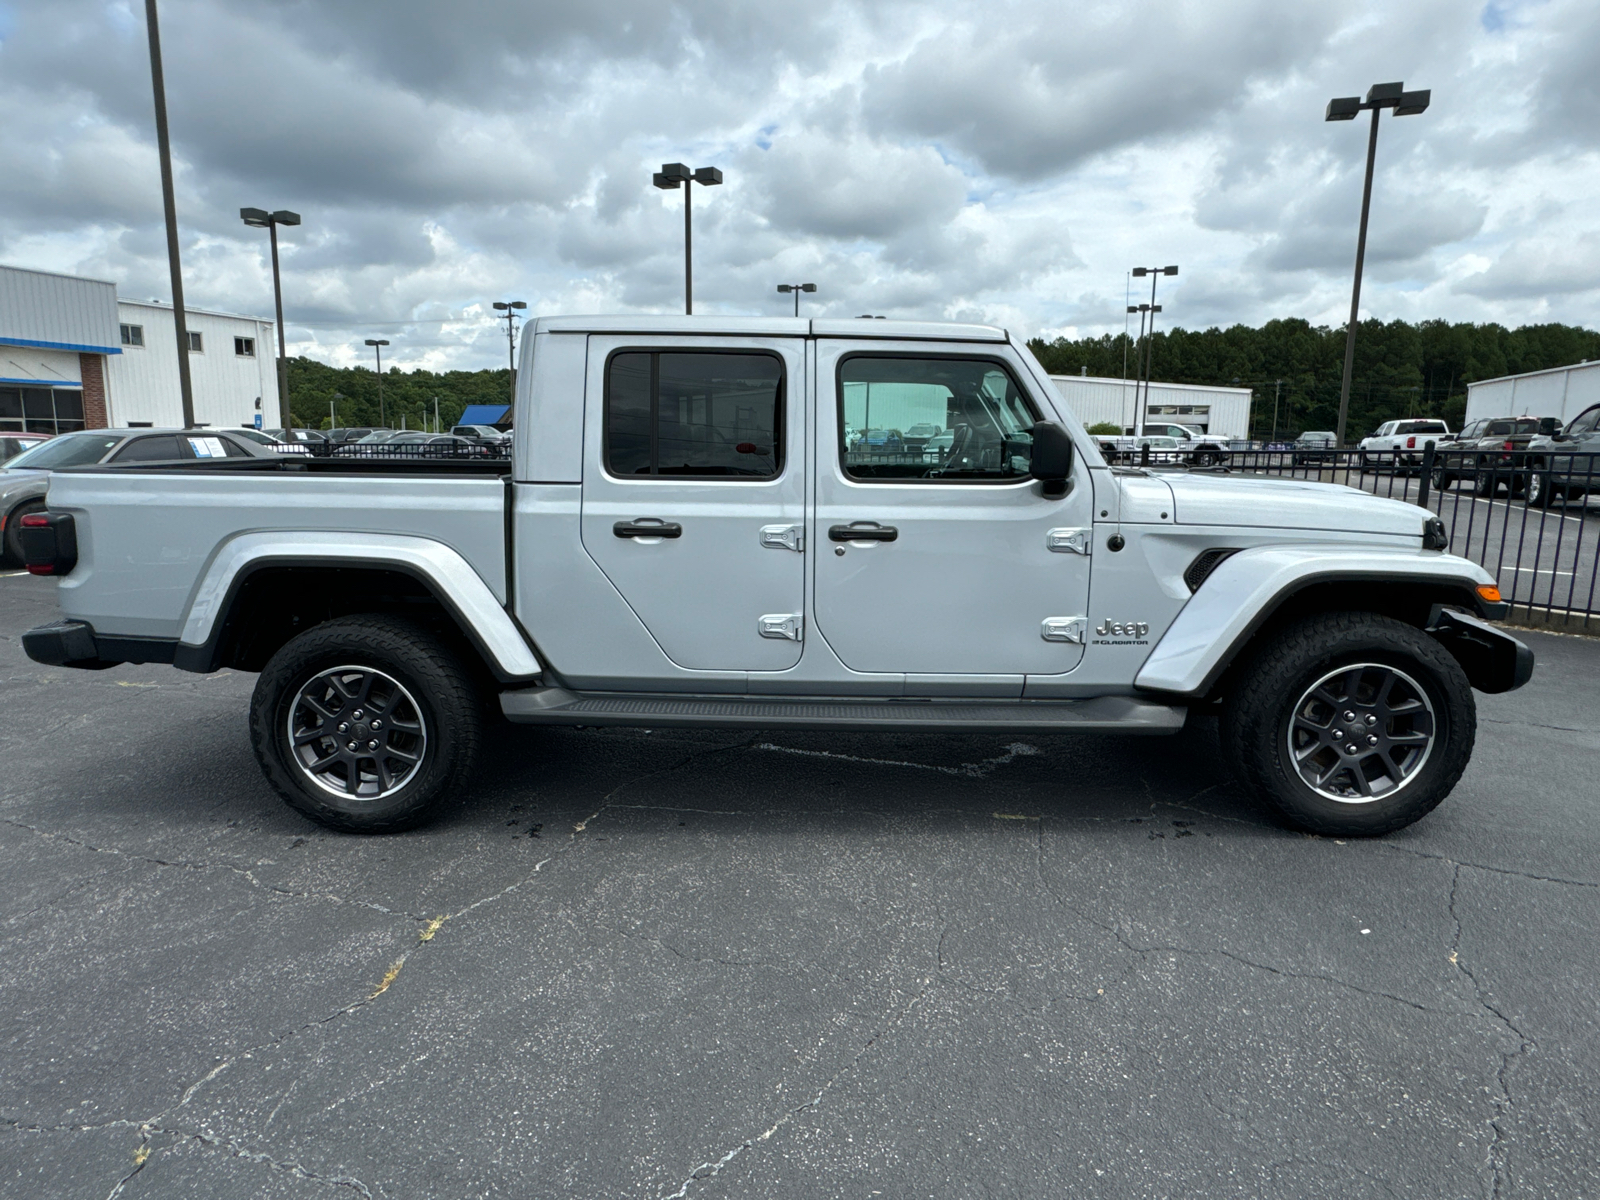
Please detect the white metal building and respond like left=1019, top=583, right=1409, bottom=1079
left=1465, top=360, right=1600, bottom=427
left=1049, top=374, right=1254, bottom=438
left=0, top=263, right=277, bottom=435
left=112, top=300, right=278, bottom=429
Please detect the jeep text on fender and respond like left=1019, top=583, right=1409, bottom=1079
left=21, top=315, right=1533, bottom=837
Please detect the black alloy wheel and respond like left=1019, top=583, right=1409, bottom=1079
left=251, top=615, right=483, bottom=833
left=1220, top=611, right=1475, bottom=836
left=1286, top=664, right=1435, bottom=803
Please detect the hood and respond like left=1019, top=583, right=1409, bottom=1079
left=1159, top=471, right=1428, bottom=538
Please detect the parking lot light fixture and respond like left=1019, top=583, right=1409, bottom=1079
left=1327, top=81, right=1430, bottom=446
left=364, top=339, right=390, bottom=427
left=776, top=283, right=817, bottom=317
left=1129, top=267, right=1178, bottom=434
left=492, top=301, right=527, bottom=407
left=240, top=207, right=301, bottom=430
left=653, top=163, right=722, bottom=315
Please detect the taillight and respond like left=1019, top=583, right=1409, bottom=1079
left=17, top=511, right=77, bottom=576
left=1406, top=436, right=1416, bottom=449
left=1503, top=440, right=1515, bottom=452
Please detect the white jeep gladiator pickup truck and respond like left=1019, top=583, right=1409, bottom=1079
left=19, top=316, right=1532, bottom=837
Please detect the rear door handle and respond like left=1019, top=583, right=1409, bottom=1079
left=614, top=520, right=683, bottom=539
left=828, top=522, right=898, bottom=542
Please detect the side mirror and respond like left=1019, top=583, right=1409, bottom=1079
left=1029, top=420, right=1074, bottom=498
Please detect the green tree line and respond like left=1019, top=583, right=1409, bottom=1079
left=1027, top=318, right=1600, bottom=438
left=284, top=356, right=513, bottom=431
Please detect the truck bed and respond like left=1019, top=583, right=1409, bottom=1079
left=44, top=462, right=509, bottom=640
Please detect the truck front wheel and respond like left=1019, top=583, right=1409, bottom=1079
left=1220, top=613, right=1475, bottom=836
left=250, top=615, right=483, bottom=833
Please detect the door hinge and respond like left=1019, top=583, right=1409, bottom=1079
left=1046, top=527, right=1091, bottom=555
left=758, top=613, right=804, bottom=641
left=759, top=524, right=804, bottom=552
left=1041, top=616, right=1087, bottom=644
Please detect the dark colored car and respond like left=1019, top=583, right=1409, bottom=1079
left=1431, top=416, right=1543, bottom=496
left=1291, top=431, right=1338, bottom=465
left=450, top=424, right=512, bottom=447
left=262, top=428, right=329, bottom=445
left=1523, top=404, right=1600, bottom=508
left=901, top=422, right=943, bottom=449
left=323, top=427, right=385, bottom=444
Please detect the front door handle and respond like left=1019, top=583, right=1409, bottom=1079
left=614, top=519, right=683, bottom=539
left=828, top=522, right=898, bottom=543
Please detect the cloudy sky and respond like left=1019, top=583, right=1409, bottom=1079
left=1, top=0, right=1596, bottom=372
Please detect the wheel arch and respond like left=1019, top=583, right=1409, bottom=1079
left=174, top=533, right=541, bottom=683
left=1134, top=546, right=1500, bottom=702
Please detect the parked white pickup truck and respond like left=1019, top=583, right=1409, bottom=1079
left=20, top=316, right=1532, bottom=837
left=1359, top=419, right=1452, bottom=468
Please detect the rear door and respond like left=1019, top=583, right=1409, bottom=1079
left=810, top=341, right=1094, bottom=685
left=579, top=335, right=807, bottom=672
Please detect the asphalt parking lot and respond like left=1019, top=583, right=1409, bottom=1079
left=3, top=571, right=1598, bottom=1199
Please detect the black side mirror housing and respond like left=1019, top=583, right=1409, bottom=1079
left=1029, top=421, right=1074, bottom=498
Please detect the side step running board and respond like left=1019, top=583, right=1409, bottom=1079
left=499, top=687, right=1186, bottom=734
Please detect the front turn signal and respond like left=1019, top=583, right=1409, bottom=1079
left=1477, top=584, right=1502, bottom=604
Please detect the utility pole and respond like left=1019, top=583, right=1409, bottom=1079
left=492, top=302, right=526, bottom=407
left=143, top=0, right=194, bottom=428
left=364, top=340, right=389, bottom=426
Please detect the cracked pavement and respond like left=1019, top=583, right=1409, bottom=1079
left=1, top=572, right=1597, bottom=1198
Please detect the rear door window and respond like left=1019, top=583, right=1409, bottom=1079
left=111, top=435, right=182, bottom=461
left=604, top=350, right=784, bottom=478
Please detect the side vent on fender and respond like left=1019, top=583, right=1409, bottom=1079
left=1184, top=548, right=1240, bottom=593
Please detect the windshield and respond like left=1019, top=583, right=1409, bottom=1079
left=5, top=432, right=124, bottom=469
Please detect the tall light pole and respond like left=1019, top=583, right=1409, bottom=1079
left=1130, top=266, right=1177, bottom=434
left=652, top=163, right=722, bottom=314
left=1326, top=81, right=1430, bottom=446
left=142, top=0, right=194, bottom=429
left=492, top=301, right=526, bottom=408
left=364, top=339, right=389, bottom=427
left=1125, top=303, right=1150, bottom=435
left=776, top=283, right=817, bottom=317
left=240, top=207, right=301, bottom=430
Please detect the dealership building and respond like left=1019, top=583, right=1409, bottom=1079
left=1050, top=373, right=1254, bottom=439
left=0, top=264, right=279, bottom=436
left=1464, top=359, right=1600, bottom=428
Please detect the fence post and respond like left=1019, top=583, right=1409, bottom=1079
left=1417, top=441, right=1434, bottom=508
left=1140, top=443, right=1150, bottom=468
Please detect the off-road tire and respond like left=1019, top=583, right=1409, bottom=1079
left=1219, top=612, right=1475, bottom=837
left=250, top=614, right=483, bottom=833
left=2, top=499, right=44, bottom=566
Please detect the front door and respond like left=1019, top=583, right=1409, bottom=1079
left=579, top=335, right=807, bottom=672
left=811, top=342, right=1094, bottom=681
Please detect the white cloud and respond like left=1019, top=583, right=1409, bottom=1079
left=0, top=0, right=1595, bottom=374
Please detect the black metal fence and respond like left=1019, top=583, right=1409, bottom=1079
left=289, top=439, right=511, bottom=461
left=1122, top=444, right=1600, bottom=628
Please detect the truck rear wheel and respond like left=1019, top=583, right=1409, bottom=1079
left=250, top=615, right=482, bottom=833
left=1220, top=613, right=1475, bottom=836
